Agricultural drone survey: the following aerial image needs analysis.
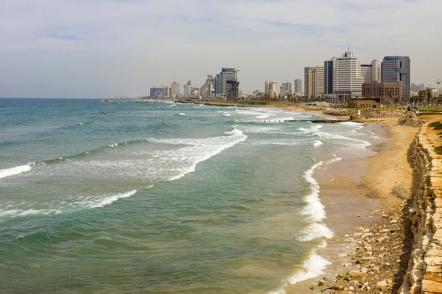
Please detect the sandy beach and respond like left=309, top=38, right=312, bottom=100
left=281, top=107, right=420, bottom=292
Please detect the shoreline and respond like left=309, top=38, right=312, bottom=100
left=264, top=105, right=419, bottom=293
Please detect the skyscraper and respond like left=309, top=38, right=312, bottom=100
left=200, top=75, right=214, bottom=99
left=371, top=59, right=381, bottom=82
left=304, top=66, right=324, bottom=98
left=313, top=67, right=324, bottom=98
left=170, top=81, right=180, bottom=98
left=332, top=50, right=363, bottom=98
left=214, top=68, right=238, bottom=97
left=304, top=67, right=315, bottom=98
left=381, top=56, right=411, bottom=99
left=183, top=80, right=192, bottom=97
left=268, top=81, right=278, bottom=99
left=294, top=79, right=302, bottom=95
left=324, top=59, right=335, bottom=95
left=280, top=82, right=292, bottom=97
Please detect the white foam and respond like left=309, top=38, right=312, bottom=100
left=302, top=161, right=325, bottom=222
left=0, top=189, right=141, bottom=220
left=86, top=189, right=137, bottom=208
left=0, top=163, right=33, bottom=179
left=298, top=223, right=334, bottom=241
left=287, top=250, right=331, bottom=284
left=146, top=128, right=247, bottom=181
left=299, top=124, right=371, bottom=149
left=249, top=138, right=312, bottom=146
left=326, top=153, right=342, bottom=164
left=269, top=250, right=331, bottom=294
left=313, top=140, right=323, bottom=147
left=177, top=112, right=186, bottom=116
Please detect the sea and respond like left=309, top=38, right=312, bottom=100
left=0, top=98, right=379, bottom=293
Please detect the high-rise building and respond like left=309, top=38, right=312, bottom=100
left=183, top=80, right=192, bottom=97
left=150, top=86, right=171, bottom=98
left=314, top=66, right=324, bottom=98
left=170, top=81, right=180, bottom=98
left=304, top=67, right=315, bottom=98
left=280, top=82, right=292, bottom=97
left=332, top=50, right=363, bottom=98
left=225, top=80, right=239, bottom=100
left=265, top=81, right=269, bottom=95
left=200, top=75, right=215, bottom=99
left=381, top=56, right=411, bottom=99
left=214, top=68, right=238, bottom=97
left=268, top=81, right=278, bottom=99
left=371, top=59, right=381, bottom=82
left=324, top=59, right=335, bottom=95
left=304, top=66, right=324, bottom=98
left=361, top=60, right=381, bottom=86
left=361, top=64, right=373, bottom=84
left=294, top=79, right=302, bottom=95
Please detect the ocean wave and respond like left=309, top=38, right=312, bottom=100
left=248, top=138, right=312, bottom=146
left=287, top=249, right=331, bottom=284
left=298, top=223, right=334, bottom=241
left=0, top=189, right=140, bottom=220
left=0, top=163, right=34, bottom=179
left=269, top=249, right=331, bottom=294
left=301, top=161, right=325, bottom=222
left=167, top=128, right=247, bottom=181
left=313, top=140, right=323, bottom=147
left=298, top=124, right=371, bottom=149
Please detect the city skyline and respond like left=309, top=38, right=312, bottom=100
left=1, top=0, right=441, bottom=98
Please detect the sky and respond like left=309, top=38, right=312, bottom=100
left=0, top=0, right=441, bottom=98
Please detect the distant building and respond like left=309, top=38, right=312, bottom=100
left=382, top=56, right=411, bottom=99
left=265, top=81, right=269, bottom=95
left=280, top=82, right=292, bottom=97
left=411, top=83, right=425, bottom=93
left=170, top=81, right=180, bottom=98
left=371, top=59, right=381, bottom=82
left=191, top=87, right=200, bottom=98
left=214, top=68, right=238, bottom=97
left=183, top=80, right=192, bottom=97
left=304, top=67, right=315, bottom=99
left=150, top=87, right=171, bottom=98
left=324, top=59, right=335, bottom=95
left=268, top=81, right=278, bottom=99
left=332, top=50, right=363, bottom=98
left=294, top=79, right=302, bottom=95
left=357, top=60, right=380, bottom=88
left=348, top=98, right=381, bottom=109
left=200, top=75, right=215, bottom=99
left=304, top=66, right=324, bottom=98
left=314, top=66, right=324, bottom=98
left=225, top=80, right=239, bottom=100
left=361, top=64, right=373, bottom=84
left=362, top=81, right=403, bottom=100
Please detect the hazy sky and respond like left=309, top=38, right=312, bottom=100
left=1, top=0, right=441, bottom=98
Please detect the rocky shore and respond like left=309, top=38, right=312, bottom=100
left=306, top=115, right=442, bottom=293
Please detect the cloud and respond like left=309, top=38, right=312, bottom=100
left=0, top=0, right=441, bottom=97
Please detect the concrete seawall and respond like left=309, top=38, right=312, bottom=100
left=401, top=121, right=442, bottom=293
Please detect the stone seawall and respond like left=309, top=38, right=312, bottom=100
left=401, top=122, right=442, bottom=293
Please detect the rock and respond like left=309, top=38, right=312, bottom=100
left=348, top=271, right=362, bottom=278
left=376, top=279, right=388, bottom=290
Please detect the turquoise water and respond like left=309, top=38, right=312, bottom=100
left=0, top=99, right=376, bottom=293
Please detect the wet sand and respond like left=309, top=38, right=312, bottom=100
left=285, top=115, right=418, bottom=293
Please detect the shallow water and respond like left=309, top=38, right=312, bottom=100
left=0, top=99, right=380, bottom=293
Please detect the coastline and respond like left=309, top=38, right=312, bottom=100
left=270, top=106, right=419, bottom=293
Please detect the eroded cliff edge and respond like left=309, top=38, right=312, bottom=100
left=401, top=121, right=442, bottom=293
